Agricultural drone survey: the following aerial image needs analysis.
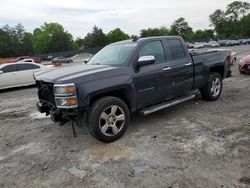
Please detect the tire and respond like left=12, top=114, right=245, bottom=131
left=200, top=73, right=223, bottom=101
left=87, top=96, right=130, bottom=143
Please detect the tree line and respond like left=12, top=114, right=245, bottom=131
left=0, top=1, right=249, bottom=58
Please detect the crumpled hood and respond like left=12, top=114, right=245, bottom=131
left=34, top=64, right=117, bottom=83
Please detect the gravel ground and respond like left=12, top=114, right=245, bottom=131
left=0, top=46, right=250, bottom=188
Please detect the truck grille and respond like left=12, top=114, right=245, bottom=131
left=36, top=81, right=55, bottom=106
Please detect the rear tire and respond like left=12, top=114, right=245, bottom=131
left=87, top=96, right=130, bottom=143
left=200, top=73, right=222, bottom=101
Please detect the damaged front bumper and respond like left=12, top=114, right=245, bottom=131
left=36, top=101, right=85, bottom=122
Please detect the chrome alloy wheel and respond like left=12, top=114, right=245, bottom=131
left=99, top=105, right=125, bottom=136
left=211, top=77, right=221, bottom=97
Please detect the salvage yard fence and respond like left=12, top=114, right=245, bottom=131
left=38, top=47, right=103, bottom=61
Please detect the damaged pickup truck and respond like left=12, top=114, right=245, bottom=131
left=34, top=36, right=231, bottom=143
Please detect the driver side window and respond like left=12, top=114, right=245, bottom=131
left=139, top=41, right=166, bottom=64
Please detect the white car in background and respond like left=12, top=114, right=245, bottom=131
left=194, top=42, right=205, bottom=49
left=18, top=58, right=35, bottom=63
left=0, top=62, right=52, bottom=90
left=207, top=41, right=220, bottom=48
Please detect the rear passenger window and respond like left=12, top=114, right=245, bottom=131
left=18, top=64, right=40, bottom=71
left=166, top=39, right=186, bottom=60
left=1, top=65, right=17, bottom=73
left=31, top=64, right=40, bottom=69
left=139, top=41, right=166, bottom=64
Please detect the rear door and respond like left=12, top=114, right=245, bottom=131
left=164, top=39, right=193, bottom=95
left=17, top=63, right=41, bottom=84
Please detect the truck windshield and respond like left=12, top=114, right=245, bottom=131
left=88, top=43, right=137, bottom=66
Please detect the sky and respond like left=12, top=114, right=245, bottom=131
left=0, top=0, right=236, bottom=38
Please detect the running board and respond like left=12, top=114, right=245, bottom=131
left=140, top=95, right=195, bottom=115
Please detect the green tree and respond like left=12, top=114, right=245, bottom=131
left=209, top=9, right=226, bottom=38
left=33, top=22, right=74, bottom=54
left=140, top=27, right=169, bottom=37
left=0, top=29, right=13, bottom=57
left=193, top=29, right=214, bottom=41
left=107, top=28, right=130, bottom=43
left=75, top=37, right=85, bottom=48
left=170, top=17, right=193, bottom=40
left=22, top=32, right=34, bottom=55
left=83, top=26, right=108, bottom=47
left=210, top=1, right=250, bottom=38
left=226, top=1, right=250, bottom=21
left=0, top=24, right=34, bottom=57
left=241, top=13, right=250, bottom=37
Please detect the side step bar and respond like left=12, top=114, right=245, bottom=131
left=140, top=95, right=195, bottom=115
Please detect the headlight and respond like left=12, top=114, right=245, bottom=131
left=54, top=83, right=78, bottom=108
left=54, top=84, right=76, bottom=95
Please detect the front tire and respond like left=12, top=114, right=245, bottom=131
left=87, top=97, right=130, bottom=143
left=200, top=73, right=223, bottom=101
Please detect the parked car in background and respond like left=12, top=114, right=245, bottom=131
left=238, top=55, right=250, bottom=74
left=16, top=56, right=29, bottom=61
left=0, top=62, right=52, bottom=90
left=232, top=40, right=240, bottom=46
left=207, top=41, right=219, bottom=48
left=194, top=42, right=205, bottom=49
left=16, top=56, right=41, bottom=63
left=18, top=58, right=35, bottom=63
left=186, top=42, right=194, bottom=49
left=225, top=40, right=233, bottom=46
left=218, top=40, right=227, bottom=46
left=48, top=55, right=54, bottom=60
left=51, top=57, right=73, bottom=64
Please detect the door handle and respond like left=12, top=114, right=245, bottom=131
left=163, top=67, right=171, bottom=71
left=185, top=63, right=192, bottom=66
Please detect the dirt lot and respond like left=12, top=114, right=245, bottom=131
left=0, top=46, right=250, bottom=188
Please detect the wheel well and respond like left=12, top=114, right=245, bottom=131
left=210, top=66, right=224, bottom=78
left=89, top=89, right=131, bottom=110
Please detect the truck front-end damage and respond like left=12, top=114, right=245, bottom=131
left=36, top=81, right=83, bottom=123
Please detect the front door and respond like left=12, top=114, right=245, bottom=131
left=133, top=40, right=173, bottom=108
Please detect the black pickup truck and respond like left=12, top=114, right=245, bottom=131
left=35, top=36, right=231, bottom=142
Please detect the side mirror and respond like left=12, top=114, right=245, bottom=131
left=0, top=70, right=3, bottom=74
left=137, top=55, right=155, bottom=67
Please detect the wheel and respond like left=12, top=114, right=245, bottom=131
left=200, top=73, right=223, bottom=101
left=87, top=96, right=130, bottom=143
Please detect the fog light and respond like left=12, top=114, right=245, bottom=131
left=55, top=97, right=78, bottom=108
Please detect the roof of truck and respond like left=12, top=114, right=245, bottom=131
left=110, top=36, right=183, bottom=45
